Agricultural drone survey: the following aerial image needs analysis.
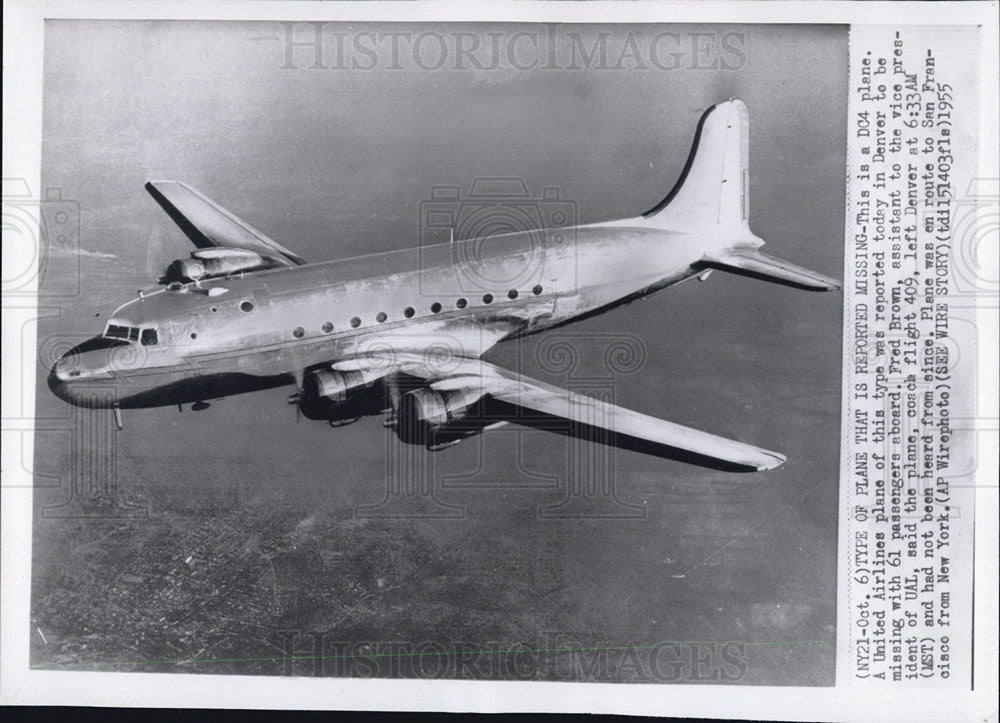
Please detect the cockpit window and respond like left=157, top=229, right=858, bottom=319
left=105, top=323, right=157, bottom=345
left=105, top=324, right=131, bottom=340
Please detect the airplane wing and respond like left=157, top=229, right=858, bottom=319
left=481, top=363, right=786, bottom=471
left=145, top=180, right=305, bottom=265
left=331, top=351, right=786, bottom=472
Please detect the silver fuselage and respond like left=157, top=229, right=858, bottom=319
left=49, top=216, right=728, bottom=409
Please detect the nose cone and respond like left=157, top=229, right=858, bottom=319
left=47, top=361, right=69, bottom=401
left=48, top=353, right=87, bottom=405
left=47, top=338, right=119, bottom=407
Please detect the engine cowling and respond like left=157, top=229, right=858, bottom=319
left=165, top=249, right=278, bottom=283
left=298, top=368, right=381, bottom=423
left=394, top=387, right=486, bottom=447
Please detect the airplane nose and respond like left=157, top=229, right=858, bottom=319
left=47, top=338, right=122, bottom=408
left=48, top=352, right=105, bottom=406
left=48, top=359, right=70, bottom=401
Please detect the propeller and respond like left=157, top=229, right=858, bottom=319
left=144, top=225, right=170, bottom=281
left=286, top=365, right=307, bottom=423
left=287, top=389, right=303, bottom=422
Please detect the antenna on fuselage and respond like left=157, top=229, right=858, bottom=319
left=449, top=227, right=454, bottom=244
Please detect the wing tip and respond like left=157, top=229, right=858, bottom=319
left=755, top=450, right=787, bottom=471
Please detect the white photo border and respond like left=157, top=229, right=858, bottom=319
left=2, top=1, right=997, bottom=718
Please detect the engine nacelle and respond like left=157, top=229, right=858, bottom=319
left=165, top=248, right=278, bottom=283
left=311, top=368, right=367, bottom=405
left=299, top=368, right=381, bottom=423
left=394, top=387, right=485, bottom=447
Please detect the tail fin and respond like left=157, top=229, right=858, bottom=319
left=645, top=99, right=841, bottom=292
left=644, top=99, right=751, bottom=232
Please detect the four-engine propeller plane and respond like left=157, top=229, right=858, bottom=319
left=48, top=100, right=840, bottom=472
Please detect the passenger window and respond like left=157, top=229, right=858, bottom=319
left=508, top=289, right=518, bottom=300
left=106, top=324, right=130, bottom=340
left=430, top=303, right=442, bottom=313
left=456, top=298, right=467, bottom=309
left=140, top=328, right=158, bottom=346
left=482, top=294, right=493, bottom=304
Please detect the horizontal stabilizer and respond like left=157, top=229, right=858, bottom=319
left=704, top=248, right=841, bottom=291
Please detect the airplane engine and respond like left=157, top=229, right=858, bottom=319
left=297, top=368, right=381, bottom=424
left=394, top=386, right=487, bottom=448
left=165, top=249, right=279, bottom=283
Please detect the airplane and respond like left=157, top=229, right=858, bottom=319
left=48, top=99, right=840, bottom=472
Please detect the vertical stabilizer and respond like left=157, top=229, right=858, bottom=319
left=643, top=100, right=841, bottom=291
left=644, top=100, right=751, bottom=233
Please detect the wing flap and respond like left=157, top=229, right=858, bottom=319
left=145, top=181, right=305, bottom=265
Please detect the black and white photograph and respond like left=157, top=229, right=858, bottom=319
left=2, top=1, right=996, bottom=718
left=28, top=19, right=845, bottom=685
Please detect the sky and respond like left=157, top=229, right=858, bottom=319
left=33, top=21, right=847, bottom=684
